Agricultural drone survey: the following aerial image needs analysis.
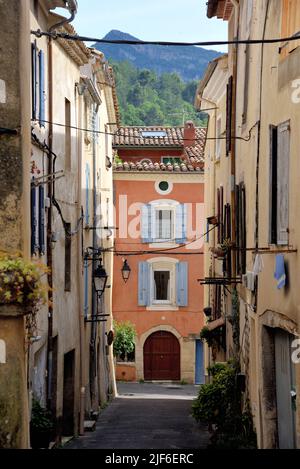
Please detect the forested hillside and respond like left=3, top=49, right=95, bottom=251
left=112, top=60, right=207, bottom=127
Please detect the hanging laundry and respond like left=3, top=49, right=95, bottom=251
left=253, top=254, right=264, bottom=275
left=274, top=255, right=286, bottom=289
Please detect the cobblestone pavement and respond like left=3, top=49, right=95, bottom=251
left=65, top=382, right=209, bottom=449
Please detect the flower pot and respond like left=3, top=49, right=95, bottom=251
left=30, top=428, right=52, bottom=449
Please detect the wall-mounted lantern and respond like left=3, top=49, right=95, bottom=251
left=121, top=259, right=131, bottom=283
left=93, top=260, right=108, bottom=297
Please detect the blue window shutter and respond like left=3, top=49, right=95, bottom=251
left=141, top=204, right=152, bottom=243
left=182, top=203, right=187, bottom=241
left=31, top=42, right=37, bottom=120
left=176, top=262, right=188, bottom=306
left=175, top=204, right=187, bottom=244
left=138, top=262, right=150, bottom=306
left=39, top=50, right=45, bottom=127
left=38, top=185, right=45, bottom=255
left=84, top=259, right=89, bottom=318
left=31, top=184, right=37, bottom=255
left=85, top=163, right=90, bottom=225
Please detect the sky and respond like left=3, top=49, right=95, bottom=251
left=68, top=0, right=228, bottom=53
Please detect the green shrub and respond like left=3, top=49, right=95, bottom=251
left=113, top=320, right=136, bottom=358
left=30, top=399, right=54, bottom=432
left=192, top=362, right=257, bottom=449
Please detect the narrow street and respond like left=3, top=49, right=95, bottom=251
left=65, top=383, right=210, bottom=449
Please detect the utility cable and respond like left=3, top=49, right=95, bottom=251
left=32, top=118, right=256, bottom=143
left=31, top=29, right=300, bottom=48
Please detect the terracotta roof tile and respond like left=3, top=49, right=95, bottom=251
left=113, top=126, right=207, bottom=168
left=113, top=160, right=204, bottom=173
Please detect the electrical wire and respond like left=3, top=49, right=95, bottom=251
left=31, top=29, right=300, bottom=48
left=98, top=224, right=217, bottom=257
left=32, top=118, right=256, bottom=143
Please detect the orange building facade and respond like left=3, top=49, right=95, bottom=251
left=112, top=123, right=207, bottom=383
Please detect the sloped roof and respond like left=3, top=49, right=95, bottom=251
left=207, top=0, right=233, bottom=20
left=113, top=126, right=207, bottom=164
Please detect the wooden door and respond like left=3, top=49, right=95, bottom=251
left=144, top=331, right=180, bottom=381
left=275, top=329, right=296, bottom=448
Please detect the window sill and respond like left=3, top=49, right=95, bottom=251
left=149, top=242, right=179, bottom=249
left=146, top=305, right=179, bottom=311
left=116, top=361, right=136, bottom=365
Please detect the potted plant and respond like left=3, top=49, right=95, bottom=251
left=30, top=399, right=54, bottom=449
left=0, top=252, right=48, bottom=313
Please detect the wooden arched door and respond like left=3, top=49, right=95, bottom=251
left=143, top=331, right=180, bottom=381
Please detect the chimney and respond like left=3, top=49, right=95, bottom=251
left=183, top=121, right=195, bottom=147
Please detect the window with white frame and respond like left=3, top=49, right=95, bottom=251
left=141, top=200, right=187, bottom=245
left=138, top=258, right=188, bottom=308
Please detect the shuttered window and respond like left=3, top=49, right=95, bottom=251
left=269, top=121, right=290, bottom=245
left=242, top=44, right=250, bottom=125
left=141, top=203, right=187, bottom=244
left=138, top=261, right=188, bottom=307
left=65, top=223, right=71, bottom=291
left=277, top=121, right=290, bottom=245
left=176, top=262, right=188, bottom=307
left=31, top=182, right=46, bottom=256
left=31, top=43, right=45, bottom=126
left=38, top=185, right=45, bottom=255
left=213, top=284, right=222, bottom=320
left=39, top=50, right=45, bottom=127
left=31, top=42, right=38, bottom=120
left=226, top=76, right=233, bottom=156
left=280, top=0, right=300, bottom=58
left=138, top=262, right=150, bottom=306
left=235, top=183, right=246, bottom=275
left=31, top=184, right=38, bottom=255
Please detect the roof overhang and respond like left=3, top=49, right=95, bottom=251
left=207, top=0, right=234, bottom=20
left=194, top=54, right=228, bottom=109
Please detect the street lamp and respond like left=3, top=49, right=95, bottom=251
left=121, top=259, right=131, bottom=283
left=93, top=260, right=108, bottom=297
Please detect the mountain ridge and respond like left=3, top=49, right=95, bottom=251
left=94, top=30, right=221, bottom=82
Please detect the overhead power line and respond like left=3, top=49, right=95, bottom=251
left=32, top=118, right=257, bottom=143
left=31, top=29, right=300, bottom=47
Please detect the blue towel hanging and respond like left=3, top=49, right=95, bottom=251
left=274, top=255, right=286, bottom=289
